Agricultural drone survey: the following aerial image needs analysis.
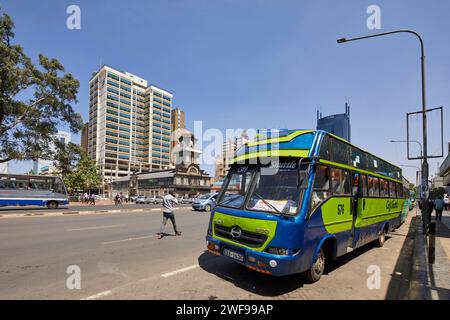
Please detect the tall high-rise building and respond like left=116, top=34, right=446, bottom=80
left=316, top=102, right=351, bottom=142
left=171, top=108, right=185, bottom=149
left=88, top=65, right=173, bottom=195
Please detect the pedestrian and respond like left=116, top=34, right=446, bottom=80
left=90, top=194, right=96, bottom=206
left=434, top=196, right=445, bottom=222
left=83, top=192, right=88, bottom=204
left=158, top=191, right=181, bottom=239
left=444, top=195, right=450, bottom=211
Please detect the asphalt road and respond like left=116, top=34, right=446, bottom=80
left=0, top=203, right=177, bottom=215
left=0, top=207, right=417, bottom=299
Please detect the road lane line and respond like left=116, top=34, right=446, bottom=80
left=66, top=224, right=125, bottom=232
left=161, top=264, right=199, bottom=278
left=103, top=235, right=154, bottom=245
left=82, top=290, right=112, bottom=300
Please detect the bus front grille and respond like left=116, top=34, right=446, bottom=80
left=214, top=225, right=267, bottom=248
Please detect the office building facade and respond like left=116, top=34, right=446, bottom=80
left=88, top=66, right=173, bottom=195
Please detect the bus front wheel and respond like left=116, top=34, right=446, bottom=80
left=47, top=201, right=59, bottom=209
left=303, top=248, right=325, bottom=283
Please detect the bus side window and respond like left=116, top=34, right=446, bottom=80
left=351, top=172, right=359, bottom=196
left=330, top=168, right=351, bottom=195
left=311, top=165, right=330, bottom=211
left=368, top=176, right=380, bottom=197
left=319, top=136, right=330, bottom=160
left=379, top=179, right=388, bottom=197
left=397, top=183, right=403, bottom=198
left=360, top=175, right=368, bottom=196
left=389, top=181, right=396, bottom=198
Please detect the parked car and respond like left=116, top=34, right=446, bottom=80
left=148, top=195, right=164, bottom=204
left=135, top=195, right=151, bottom=204
left=192, top=193, right=218, bottom=212
left=131, top=194, right=144, bottom=202
left=178, top=197, right=195, bottom=204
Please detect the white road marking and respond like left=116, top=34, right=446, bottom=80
left=161, top=264, right=199, bottom=278
left=103, top=235, right=154, bottom=245
left=82, top=290, right=112, bottom=300
left=151, top=208, right=160, bottom=211
left=66, top=224, right=125, bottom=232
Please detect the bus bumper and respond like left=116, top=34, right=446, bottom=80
left=206, top=235, right=304, bottom=276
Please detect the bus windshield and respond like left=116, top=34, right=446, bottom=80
left=246, top=166, right=300, bottom=215
left=217, top=160, right=303, bottom=215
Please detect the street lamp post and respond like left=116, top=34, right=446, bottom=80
left=337, top=29, right=430, bottom=231
left=390, top=140, right=423, bottom=159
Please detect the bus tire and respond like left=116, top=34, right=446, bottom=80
left=303, top=248, right=325, bottom=283
left=375, top=229, right=386, bottom=247
left=47, top=201, right=59, bottom=209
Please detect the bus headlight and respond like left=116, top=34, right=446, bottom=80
left=266, top=247, right=289, bottom=255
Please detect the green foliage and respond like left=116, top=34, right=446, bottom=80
left=53, top=141, right=82, bottom=177
left=0, top=8, right=82, bottom=163
left=63, top=155, right=100, bottom=194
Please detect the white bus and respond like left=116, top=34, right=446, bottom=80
left=0, top=174, right=69, bottom=209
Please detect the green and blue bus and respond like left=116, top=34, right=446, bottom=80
left=206, top=129, right=407, bottom=282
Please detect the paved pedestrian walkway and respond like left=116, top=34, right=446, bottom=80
left=410, top=209, right=450, bottom=299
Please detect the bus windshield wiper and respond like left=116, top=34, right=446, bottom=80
left=252, top=191, right=283, bottom=215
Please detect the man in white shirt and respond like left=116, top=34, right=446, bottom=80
left=158, top=191, right=181, bottom=239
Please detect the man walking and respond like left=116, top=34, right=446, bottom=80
left=434, top=196, right=445, bottom=222
left=158, top=191, right=181, bottom=239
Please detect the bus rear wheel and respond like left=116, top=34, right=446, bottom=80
left=303, top=248, right=325, bottom=283
left=375, top=229, right=386, bottom=247
left=47, top=201, right=59, bottom=209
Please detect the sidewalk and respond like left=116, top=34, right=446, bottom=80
left=69, top=199, right=133, bottom=206
left=409, top=209, right=450, bottom=299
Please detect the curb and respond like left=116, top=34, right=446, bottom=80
left=0, top=206, right=192, bottom=219
left=408, top=215, right=432, bottom=300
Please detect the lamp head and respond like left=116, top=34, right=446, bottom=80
left=337, top=38, right=347, bottom=44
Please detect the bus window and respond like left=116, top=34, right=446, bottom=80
left=319, top=136, right=330, bottom=160
left=330, top=168, right=351, bottom=195
left=331, top=139, right=350, bottom=166
left=247, top=165, right=301, bottom=215
left=30, top=178, right=49, bottom=190
left=368, top=176, right=380, bottom=197
left=360, top=175, right=368, bottom=196
left=380, top=179, right=389, bottom=197
left=397, top=183, right=403, bottom=198
left=311, top=165, right=330, bottom=210
left=389, top=181, right=396, bottom=198
left=351, top=172, right=360, bottom=196
left=218, top=167, right=253, bottom=208
left=9, top=177, right=29, bottom=189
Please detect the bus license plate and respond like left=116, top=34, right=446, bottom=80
left=223, top=248, right=244, bottom=262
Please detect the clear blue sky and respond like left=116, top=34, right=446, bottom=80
left=3, top=0, right=449, bottom=182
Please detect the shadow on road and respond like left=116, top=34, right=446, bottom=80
left=198, top=240, right=381, bottom=297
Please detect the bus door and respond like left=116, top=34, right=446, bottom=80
left=349, top=172, right=361, bottom=248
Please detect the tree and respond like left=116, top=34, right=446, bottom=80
left=0, top=8, right=82, bottom=163
left=63, top=155, right=100, bottom=194
left=53, top=141, right=82, bottom=177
